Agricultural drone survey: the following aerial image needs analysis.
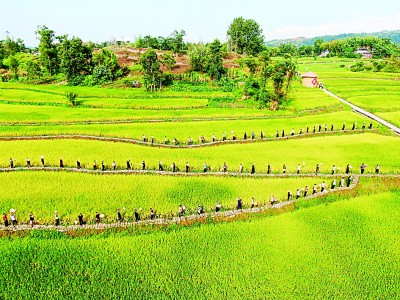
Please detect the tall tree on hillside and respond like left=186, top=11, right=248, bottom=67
left=204, top=39, right=227, bottom=80
left=227, top=17, right=264, bottom=56
left=35, top=25, right=59, bottom=75
left=57, top=36, right=92, bottom=84
left=170, top=30, right=186, bottom=54
left=188, top=43, right=207, bottom=72
left=140, top=48, right=162, bottom=91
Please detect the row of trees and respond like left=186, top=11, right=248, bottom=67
left=271, top=37, right=400, bottom=58
left=0, top=26, right=122, bottom=85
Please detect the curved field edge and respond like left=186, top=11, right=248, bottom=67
left=0, top=111, right=382, bottom=141
left=0, top=172, right=343, bottom=224
left=1, top=133, right=399, bottom=173
left=0, top=190, right=399, bottom=299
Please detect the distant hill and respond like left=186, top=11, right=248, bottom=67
left=266, top=30, right=400, bottom=47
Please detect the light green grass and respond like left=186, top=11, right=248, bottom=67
left=377, top=111, right=400, bottom=127
left=0, top=111, right=377, bottom=141
left=0, top=172, right=328, bottom=224
left=0, top=191, right=399, bottom=299
left=1, top=133, right=399, bottom=173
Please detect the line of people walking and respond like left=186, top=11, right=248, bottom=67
left=5, top=156, right=381, bottom=175
left=132, top=121, right=373, bottom=146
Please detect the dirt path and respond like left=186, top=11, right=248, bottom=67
left=0, top=175, right=361, bottom=232
left=323, top=88, right=400, bottom=135
left=0, top=129, right=375, bottom=149
left=1, top=166, right=398, bottom=177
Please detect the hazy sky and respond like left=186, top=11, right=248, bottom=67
left=2, top=0, right=400, bottom=45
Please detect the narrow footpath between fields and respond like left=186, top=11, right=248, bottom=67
left=323, top=88, right=400, bottom=135
left=0, top=175, right=361, bottom=232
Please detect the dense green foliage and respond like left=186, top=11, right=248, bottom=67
left=227, top=17, right=264, bottom=55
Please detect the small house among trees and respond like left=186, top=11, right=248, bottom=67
left=356, top=47, right=373, bottom=59
left=301, top=72, right=318, bottom=88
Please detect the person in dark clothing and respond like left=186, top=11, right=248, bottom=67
left=29, top=213, right=35, bottom=227
left=55, top=211, right=60, bottom=226
left=287, top=191, right=292, bottom=201
left=126, top=160, right=131, bottom=170
left=318, top=125, right=322, bottom=132
left=260, top=131, right=264, bottom=139
left=186, top=162, right=190, bottom=173
left=282, top=164, right=287, bottom=174
left=331, top=124, right=334, bottom=131
left=346, top=176, right=353, bottom=187
left=151, top=136, right=154, bottom=144
left=93, top=160, right=98, bottom=170
left=237, top=197, right=243, bottom=210
left=352, top=123, right=356, bottom=130
left=223, top=162, right=227, bottom=173
left=77, top=160, right=81, bottom=169
left=306, top=126, right=309, bottom=133
left=369, top=122, right=373, bottom=129
left=142, top=161, right=146, bottom=171
left=281, top=130, right=285, bottom=137
left=26, top=158, right=31, bottom=168
left=60, top=158, right=64, bottom=168
left=360, top=163, right=366, bottom=174
left=276, top=130, right=280, bottom=138
left=315, top=164, right=320, bottom=175
left=244, top=132, right=247, bottom=140
left=40, top=155, right=45, bottom=167
left=267, top=164, right=271, bottom=174
left=3, top=213, right=8, bottom=227
left=159, top=161, right=163, bottom=171
left=95, top=212, right=100, bottom=224
left=251, top=131, right=255, bottom=139
left=9, top=158, right=14, bottom=168
left=101, top=161, right=105, bottom=171
left=78, top=213, right=84, bottom=226
left=345, top=164, right=350, bottom=174
left=232, top=131, right=236, bottom=140
left=134, top=209, right=140, bottom=222
left=362, top=122, right=366, bottom=130
left=117, top=209, right=122, bottom=223
left=203, top=163, right=207, bottom=173
left=375, top=164, right=380, bottom=174
left=324, top=124, right=327, bottom=131
left=112, top=161, right=116, bottom=171
left=150, top=208, right=155, bottom=220
left=342, top=123, right=346, bottom=131
left=172, top=162, right=176, bottom=173
left=251, top=163, right=255, bottom=174
left=313, top=126, right=316, bottom=133
left=215, top=202, right=221, bottom=212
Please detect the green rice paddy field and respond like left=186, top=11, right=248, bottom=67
left=0, top=189, right=399, bottom=299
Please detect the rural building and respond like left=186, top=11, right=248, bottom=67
left=356, top=47, right=373, bottom=59
left=301, top=72, right=319, bottom=88
left=319, top=50, right=330, bottom=58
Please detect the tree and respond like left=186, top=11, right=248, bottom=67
left=58, top=36, right=92, bottom=84
left=160, top=53, right=176, bottom=71
left=204, top=39, right=227, bottom=80
left=188, top=43, right=207, bottom=72
left=92, top=49, right=122, bottom=83
left=35, top=25, right=59, bottom=75
left=314, top=38, right=324, bottom=55
left=170, top=30, right=186, bottom=54
left=140, top=48, right=162, bottom=91
left=227, top=17, right=264, bottom=56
